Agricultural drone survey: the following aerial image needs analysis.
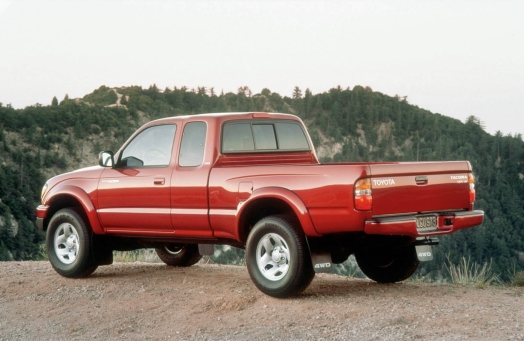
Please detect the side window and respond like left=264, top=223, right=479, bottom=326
left=179, top=122, right=207, bottom=167
left=120, top=124, right=176, bottom=167
left=275, top=122, right=309, bottom=150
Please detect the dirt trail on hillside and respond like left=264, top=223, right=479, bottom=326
left=1, top=261, right=523, bottom=340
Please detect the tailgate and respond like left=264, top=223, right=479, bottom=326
left=369, top=161, right=472, bottom=216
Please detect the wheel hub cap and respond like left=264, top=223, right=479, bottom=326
left=271, top=246, right=287, bottom=264
left=164, top=245, right=183, bottom=255
left=54, top=223, right=80, bottom=264
left=256, top=233, right=290, bottom=281
left=66, top=235, right=77, bottom=249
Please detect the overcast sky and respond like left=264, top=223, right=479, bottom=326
left=0, top=0, right=522, bottom=136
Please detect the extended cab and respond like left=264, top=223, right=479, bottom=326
left=37, top=112, right=484, bottom=297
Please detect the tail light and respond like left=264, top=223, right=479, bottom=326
left=468, top=173, right=476, bottom=203
left=354, top=178, right=372, bottom=211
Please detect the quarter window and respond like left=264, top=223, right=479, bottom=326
left=179, top=122, right=207, bottom=167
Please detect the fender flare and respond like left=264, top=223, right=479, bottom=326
left=237, top=187, right=321, bottom=238
left=45, top=185, right=103, bottom=234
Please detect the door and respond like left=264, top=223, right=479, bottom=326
left=97, top=124, right=177, bottom=232
left=171, top=121, right=213, bottom=238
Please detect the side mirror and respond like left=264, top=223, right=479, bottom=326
left=98, top=151, right=114, bottom=167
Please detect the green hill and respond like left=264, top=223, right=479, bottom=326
left=1, top=85, right=522, bottom=280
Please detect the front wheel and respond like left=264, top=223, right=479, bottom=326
left=355, top=245, right=419, bottom=283
left=46, top=208, right=98, bottom=278
left=155, top=244, right=202, bottom=267
left=245, top=215, right=314, bottom=298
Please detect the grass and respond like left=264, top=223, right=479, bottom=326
left=512, top=272, right=524, bottom=287
left=407, top=274, right=435, bottom=284
left=507, top=260, right=524, bottom=287
left=445, top=256, right=499, bottom=287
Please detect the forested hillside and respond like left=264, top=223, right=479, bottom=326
left=1, top=85, right=523, bottom=280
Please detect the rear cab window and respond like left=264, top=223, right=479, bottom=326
left=221, top=120, right=310, bottom=153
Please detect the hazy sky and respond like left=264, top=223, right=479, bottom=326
left=0, top=0, right=522, bottom=136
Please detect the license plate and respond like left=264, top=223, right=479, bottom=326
left=416, top=215, right=438, bottom=232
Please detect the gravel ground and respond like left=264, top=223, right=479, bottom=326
left=1, top=261, right=523, bottom=340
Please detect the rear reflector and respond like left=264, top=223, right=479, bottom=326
left=469, top=173, right=476, bottom=203
left=354, top=178, right=372, bottom=211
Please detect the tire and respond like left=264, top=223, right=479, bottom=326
left=46, top=208, right=98, bottom=278
left=245, top=215, right=315, bottom=298
left=155, top=244, right=202, bottom=267
left=355, top=245, right=419, bottom=283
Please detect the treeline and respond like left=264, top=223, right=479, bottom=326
left=0, top=85, right=522, bottom=281
left=0, top=133, right=46, bottom=260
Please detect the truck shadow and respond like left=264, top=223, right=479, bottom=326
left=88, top=263, right=443, bottom=301
left=302, top=276, right=442, bottom=299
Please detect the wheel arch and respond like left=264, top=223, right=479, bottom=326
left=236, top=187, right=320, bottom=244
left=43, top=186, right=102, bottom=234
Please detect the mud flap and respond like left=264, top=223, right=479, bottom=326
left=311, top=252, right=333, bottom=273
left=305, top=237, right=333, bottom=273
left=415, top=245, right=433, bottom=262
left=198, top=244, right=214, bottom=256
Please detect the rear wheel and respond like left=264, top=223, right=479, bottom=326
left=355, top=245, right=419, bottom=283
left=246, top=215, right=314, bottom=298
left=155, top=244, right=202, bottom=267
left=46, top=208, right=98, bottom=278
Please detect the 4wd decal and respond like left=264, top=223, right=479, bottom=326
left=310, top=252, right=333, bottom=273
left=314, top=262, right=331, bottom=269
left=415, top=245, right=434, bottom=262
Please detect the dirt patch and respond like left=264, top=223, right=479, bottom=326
left=1, top=261, right=523, bottom=340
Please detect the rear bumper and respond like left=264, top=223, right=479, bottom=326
left=364, top=210, right=484, bottom=237
left=36, top=205, right=49, bottom=231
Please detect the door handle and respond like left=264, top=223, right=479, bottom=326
left=154, top=177, right=165, bottom=185
left=415, top=176, right=428, bottom=185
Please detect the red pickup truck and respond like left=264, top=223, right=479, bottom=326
left=37, top=112, right=484, bottom=297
